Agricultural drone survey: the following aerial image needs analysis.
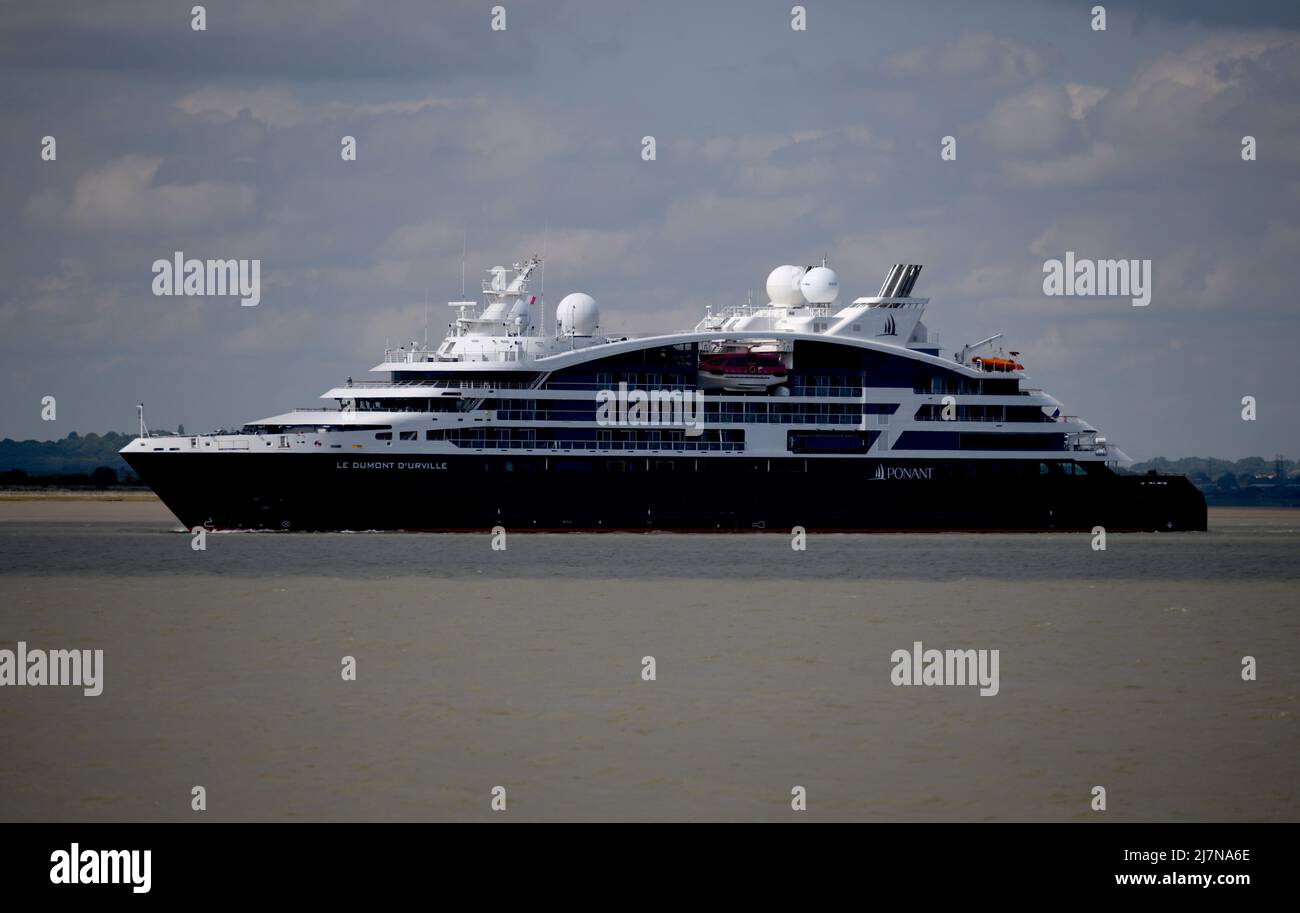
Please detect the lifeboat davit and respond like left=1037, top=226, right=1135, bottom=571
left=972, top=355, right=1024, bottom=373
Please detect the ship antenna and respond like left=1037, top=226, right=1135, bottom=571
left=136, top=403, right=148, bottom=438
left=460, top=226, right=467, bottom=298
left=540, top=220, right=548, bottom=338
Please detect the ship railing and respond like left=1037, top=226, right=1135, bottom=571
left=912, top=414, right=1044, bottom=423
left=709, top=413, right=859, bottom=425
left=339, top=380, right=443, bottom=388
left=913, top=384, right=1044, bottom=396
left=344, top=380, right=536, bottom=390
left=492, top=410, right=858, bottom=425
left=345, top=380, right=537, bottom=393
left=787, top=385, right=863, bottom=397
left=692, top=305, right=760, bottom=331
left=382, top=347, right=439, bottom=363
left=426, top=379, right=531, bottom=388
left=912, top=385, right=992, bottom=395
left=140, top=428, right=248, bottom=439
left=692, top=304, right=838, bottom=332
left=450, top=439, right=744, bottom=453
left=497, top=411, right=593, bottom=422
left=543, top=381, right=697, bottom=391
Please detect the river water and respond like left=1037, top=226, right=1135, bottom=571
left=1, top=505, right=1296, bottom=821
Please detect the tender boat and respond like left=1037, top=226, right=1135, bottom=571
left=697, top=351, right=789, bottom=392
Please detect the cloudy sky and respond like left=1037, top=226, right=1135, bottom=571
left=1, top=0, right=1298, bottom=459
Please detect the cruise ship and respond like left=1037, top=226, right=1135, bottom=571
left=121, top=257, right=1207, bottom=532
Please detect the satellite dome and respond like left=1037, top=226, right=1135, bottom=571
left=489, top=266, right=507, bottom=292
left=766, top=265, right=808, bottom=307
left=556, top=292, right=600, bottom=336
left=800, top=266, right=840, bottom=305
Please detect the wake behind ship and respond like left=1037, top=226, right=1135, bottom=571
left=122, top=258, right=1207, bottom=532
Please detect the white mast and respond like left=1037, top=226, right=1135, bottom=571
left=540, top=222, right=548, bottom=339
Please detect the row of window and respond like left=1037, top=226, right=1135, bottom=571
left=914, top=404, right=1053, bottom=423
left=447, top=458, right=1096, bottom=478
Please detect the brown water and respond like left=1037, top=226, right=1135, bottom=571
left=0, top=505, right=1296, bottom=821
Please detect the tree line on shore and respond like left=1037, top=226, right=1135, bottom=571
left=0, top=431, right=142, bottom=486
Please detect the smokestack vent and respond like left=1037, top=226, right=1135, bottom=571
left=878, top=263, right=923, bottom=298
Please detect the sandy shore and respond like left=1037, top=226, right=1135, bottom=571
left=0, top=490, right=158, bottom=501
left=0, top=491, right=172, bottom=522
left=1206, top=505, right=1300, bottom=518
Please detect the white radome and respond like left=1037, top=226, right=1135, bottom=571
left=766, top=265, right=807, bottom=307
left=799, top=266, right=840, bottom=304
left=556, top=292, right=600, bottom=336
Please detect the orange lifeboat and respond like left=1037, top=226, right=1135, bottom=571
left=972, top=355, right=1024, bottom=372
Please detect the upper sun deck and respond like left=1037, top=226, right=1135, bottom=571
left=372, top=328, right=965, bottom=385
left=368, top=259, right=1028, bottom=389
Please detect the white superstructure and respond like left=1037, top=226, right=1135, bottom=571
left=123, top=257, right=1125, bottom=467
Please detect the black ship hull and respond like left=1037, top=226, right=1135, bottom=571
left=123, top=451, right=1208, bottom=532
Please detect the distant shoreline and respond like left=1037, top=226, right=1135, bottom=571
left=0, top=489, right=158, bottom=502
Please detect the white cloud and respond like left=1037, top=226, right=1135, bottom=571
left=175, top=86, right=469, bottom=128
left=176, top=87, right=308, bottom=127
left=985, top=85, right=1078, bottom=155
left=28, top=156, right=255, bottom=234
left=1064, top=83, right=1107, bottom=121
left=885, top=32, right=1048, bottom=88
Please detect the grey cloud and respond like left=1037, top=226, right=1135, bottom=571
left=984, top=84, right=1083, bottom=156
left=0, top=0, right=539, bottom=81
left=0, top=0, right=1297, bottom=461
left=884, top=31, right=1050, bottom=88
left=29, top=155, right=257, bottom=233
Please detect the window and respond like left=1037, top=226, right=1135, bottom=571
left=399, top=431, right=417, bottom=441
left=375, top=432, right=392, bottom=440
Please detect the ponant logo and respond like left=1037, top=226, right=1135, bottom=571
left=877, top=315, right=897, bottom=336
left=872, top=464, right=933, bottom=480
